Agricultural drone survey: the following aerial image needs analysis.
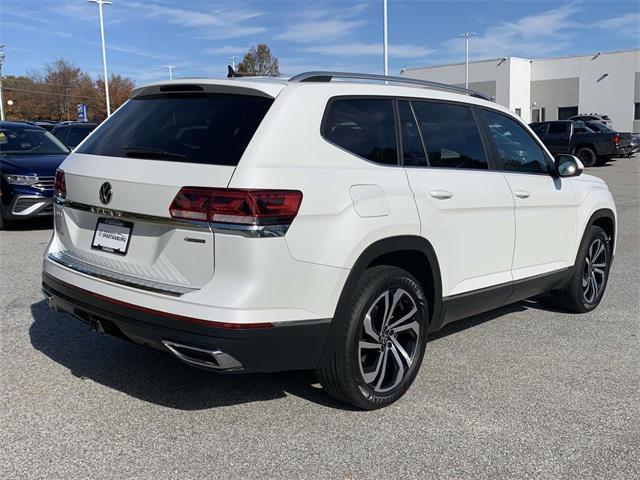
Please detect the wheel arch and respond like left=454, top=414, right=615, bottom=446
left=584, top=208, right=616, bottom=256
left=317, top=235, right=443, bottom=368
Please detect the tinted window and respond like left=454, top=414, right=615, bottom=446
left=52, top=126, right=68, bottom=143
left=412, top=101, right=487, bottom=169
left=0, top=125, right=69, bottom=155
left=548, top=123, right=568, bottom=135
left=482, top=110, right=549, bottom=174
left=398, top=101, right=427, bottom=167
left=585, top=121, right=614, bottom=133
left=530, top=123, right=547, bottom=135
left=67, top=126, right=95, bottom=148
left=323, top=98, right=398, bottom=165
left=78, top=93, right=273, bottom=166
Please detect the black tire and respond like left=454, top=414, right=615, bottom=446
left=317, top=265, right=428, bottom=410
left=552, top=225, right=611, bottom=313
left=0, top=209, right=9, bottom=230
left=575, top=147, right=598, bottom=167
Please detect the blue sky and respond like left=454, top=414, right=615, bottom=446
left=1, top=0, right=638, bottom=84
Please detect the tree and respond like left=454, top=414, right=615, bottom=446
left=2, top=58, right=134, bottom=122
left=237, top=44, right=280, bottom=77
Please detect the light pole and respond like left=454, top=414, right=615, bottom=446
left=88, top=0, right=112, bottom=116
left=165, top=65, right=175, bottom=80
left=229, top=56, right=238, bottom=70
left=382, top=0, right=388, bottom=76
left=460, top=32, right=476, bottom=89
left=0, top=44, right=5, bottom=121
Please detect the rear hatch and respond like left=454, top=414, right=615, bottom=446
left=52, top=83, right=275, bottom=293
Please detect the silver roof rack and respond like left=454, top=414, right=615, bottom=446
left=288, top=71, right=491, bottom=101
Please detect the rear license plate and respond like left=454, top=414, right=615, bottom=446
left=91, top=218, right=133, bottom=255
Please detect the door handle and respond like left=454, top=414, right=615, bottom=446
left=514, top=190, right=531, bottom=199
left=429, top=189, right=453, bottom=200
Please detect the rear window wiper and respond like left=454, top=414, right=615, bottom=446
left=122, top=146, right=188, bottom=161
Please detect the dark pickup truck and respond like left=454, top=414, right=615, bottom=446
left=530, top=120, right=632, bottom=166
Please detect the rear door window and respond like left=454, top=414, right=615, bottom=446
left=411, top=101, right=488, bottom=170
left=322, top=98, right=398, bottom=165
left=548, top=123, right=568, bottom=135
left=77, top=93, right=273, bottom=166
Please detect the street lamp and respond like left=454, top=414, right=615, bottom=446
left=88, top=0, right=112, bottom=117
left=165, top=65, right=175, bottom=80
left=382, top=0, right=388, bottom=76
left=460, top=32, right=476, bottom=89
left=0, top=44, right=5, bottom=121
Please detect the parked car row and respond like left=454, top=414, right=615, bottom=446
left=30, top=120, right=98, bottom=148
left=530, top=120, right=633, bottom=167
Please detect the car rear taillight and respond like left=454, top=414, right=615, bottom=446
left=612, top=134, right=620, bottom=145
left=169, top=187, right=303, bottom=226
left=54, top=169, right=66, bottom=199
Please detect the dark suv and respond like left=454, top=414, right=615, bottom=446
left=0, top=121, right=69, bottom=229
left=51, top=122, right=98, bottom=150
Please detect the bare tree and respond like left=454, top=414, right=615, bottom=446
left=237, top=44, right=280, bottom=76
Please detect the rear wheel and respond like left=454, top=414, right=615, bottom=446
left=317, top=266, right=428, bottom=410
left=552, top=225, right=611, bottom=313
left=575, top=147, right=597, bottom=167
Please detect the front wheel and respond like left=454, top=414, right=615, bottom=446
left=317, top=266, right=428, bottom=410
left=552, top=225, right=611, bottom=313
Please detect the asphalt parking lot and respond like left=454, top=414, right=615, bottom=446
left=1, top=158, right=638, bottom=479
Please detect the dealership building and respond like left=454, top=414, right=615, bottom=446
left=400, top=49, right=640, bottom=133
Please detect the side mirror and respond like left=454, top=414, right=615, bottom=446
left=555, top=154, right=583, bottom=178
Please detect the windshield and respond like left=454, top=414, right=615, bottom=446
left=585, top=121, right=615, bottom=133
left=0, top=125, right=69, bottom=155
left=77, top=93, right=273, bottom=166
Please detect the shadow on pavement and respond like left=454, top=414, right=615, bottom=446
left=29, top=294, right=565, bottom=410
left=29, top=300, right=352, bottom=411
left=4, top=217, right=53, bottom=231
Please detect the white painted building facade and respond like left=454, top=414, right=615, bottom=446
left=401, top=49, right=640, bottom=133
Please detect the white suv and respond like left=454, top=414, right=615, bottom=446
left=42, top=72, right=616, bottom=409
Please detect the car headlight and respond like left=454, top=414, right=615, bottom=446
left=3, top=174, right=40, bottom=186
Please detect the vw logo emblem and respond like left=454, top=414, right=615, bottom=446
left=99, top=182, right=112, bottom=205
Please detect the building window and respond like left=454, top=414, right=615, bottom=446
left=635, top=103, right=640, bottom=121
left=531, top=107, right=545, bottom=123
left=558, top=106, right=578, bottom=120
left=515, top=108, right=522, bottom=117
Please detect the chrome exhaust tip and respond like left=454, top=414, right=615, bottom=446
left=162, top=340, right=243, bottom=371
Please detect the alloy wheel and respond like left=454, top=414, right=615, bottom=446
left=358, top=288, right=421, bottom=393
left=583, top=238, right=607, bottom=304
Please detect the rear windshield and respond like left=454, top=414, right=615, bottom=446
left=77, top=93, right=273, bottom=166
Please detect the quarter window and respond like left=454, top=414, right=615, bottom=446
left=323, top=98, right=398, bottom=165
left=482, top=109, right=549, bottom=174
left=412, top=101, right=488, bottom=170
left=398, top=101, right=427, bottom=167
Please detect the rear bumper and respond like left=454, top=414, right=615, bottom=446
left=42, top=273, right=332, bottom=373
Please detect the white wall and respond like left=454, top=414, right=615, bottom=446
left=402, top=57, right=511, bottom=105
left=403, top=50, right=640, bottom=132
left=508, top=58, right=532, bottom=123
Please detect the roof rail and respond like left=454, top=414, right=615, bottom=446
left=288, top=71, right=491, bottom=101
